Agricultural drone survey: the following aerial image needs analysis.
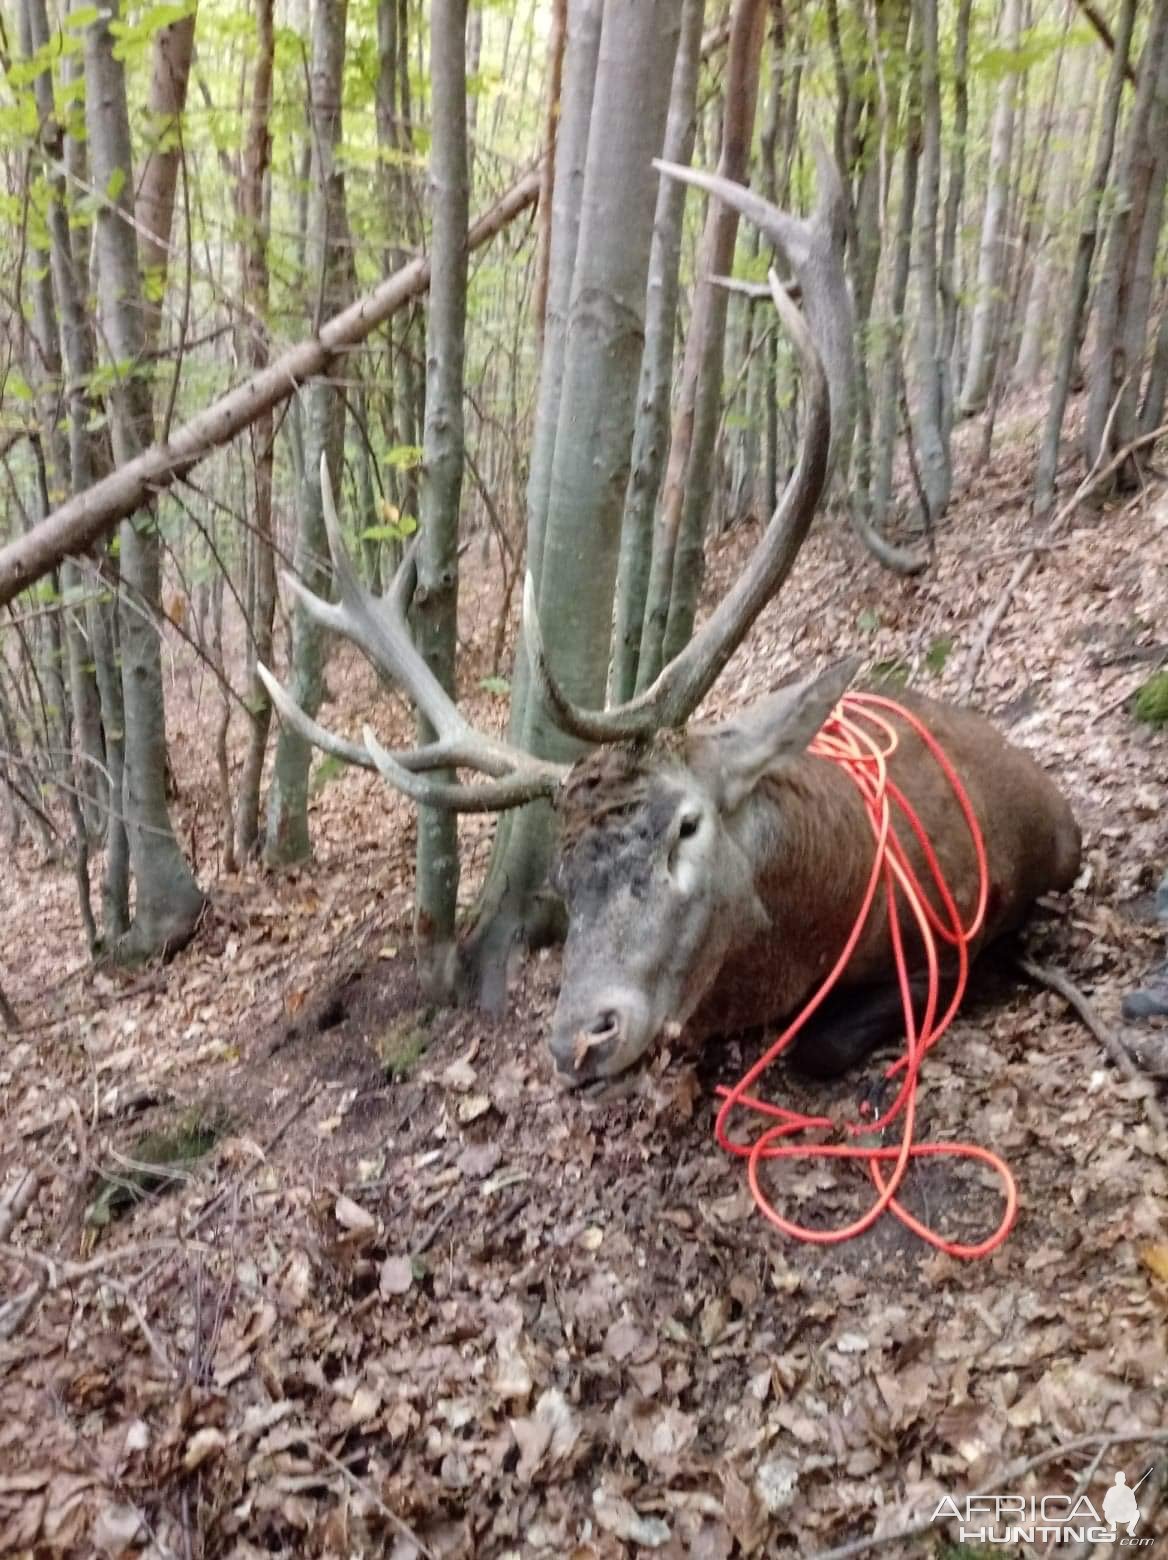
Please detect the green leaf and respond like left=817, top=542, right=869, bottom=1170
left=311, top=753, right=348, bottom=793
left=870, top=656, right=910, bottom=689
left=479, top=675, right=510, bottom=697
left=924, top=635, right=954, bottom=674
left=1133, top=670, right=1168, bottom=727
left=856, top=607, right=880, bottom=633
left=105, top=165, right=127, bottom=203
left=385, top=443, right=423, bottom=471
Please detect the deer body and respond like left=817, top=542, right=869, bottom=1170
left=261, top=155, right=1081, bottom=1091
left=548, top=683, right=1080, bottom=1080
left=694, top=692, right=1079, bottom=1038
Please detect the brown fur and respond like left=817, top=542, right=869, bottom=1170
left=560, top=689, right=1080, bottom=1045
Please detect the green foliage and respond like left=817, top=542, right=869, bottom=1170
left=375, top=1010, right=433, bottom=1079
left=856, top=606, right=881, bottom=634
left=1133, top=670, right=1168, bottom=727
left=479, top=675, right=510, bottom=697
left=110, top=0, right=197, bottom=64
left=870, top=655, right=911, bottom=689
left=310, top=753, right=348, bottom=793
left=925, top=635, right=955, bottom=675
left=85, top=1106, right=229, bottom=1228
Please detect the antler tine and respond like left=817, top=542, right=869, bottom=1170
left=262, top=455, right=570, bottom=810
left=363, top=726, right=563, bottom=812
left=316, top=457, right=465, bottom=746
left=525, top=266, right=831, bottom=742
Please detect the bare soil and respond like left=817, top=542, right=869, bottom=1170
left=1, top=402, right=1166, bottom=1557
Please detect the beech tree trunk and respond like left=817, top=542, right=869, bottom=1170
left=1084, top=0, right=1168, bottom=475
left=1034, top=0, right=1137, bottom=513
left=959, top=0, right=1023, bottom=417
left=86, top=0, right=206, bottom=958
left=464, top=0, right=682, bottom=1006
left=234, top=0, right=277, bottom=862
left=638, top=0, right=767, bottom=685
left=265, top=0, right=352, bottom=865
left=412, top=0, right=470, bottom=997
left=611, top=0, right=705, bottom=702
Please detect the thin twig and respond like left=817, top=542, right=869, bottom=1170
left=307, top=1439, right=437, bottom=1559
left=1018, top=958, right=1168, bottom=1159
left=959, top=418, right=1168, bottom=701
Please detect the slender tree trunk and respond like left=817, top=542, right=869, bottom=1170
left=915, top=0, right=950, bottom=516
left=1034, top=0, right=1136, bottom=513
left=939, top=0, right=973, bottom=436
left=959, top=0, right=1023, bottom=416
left=1084, top=0, right=1168, bottom=474
left=639, top=0, right=766, bottom=684
left=873, top=92, right=921, bottom=526
left=86, top=0, right=206, bottom=957
left=412, top=0, right=470, bottom=998
left=1014, top=37, right=1092, bottom=384
left=611, top=0, right=705, bottom=702
left=25, top=0, right=112, bottom=850
left=265, top=0, right=351, bottom=865
left=532, top=0, right=568, bottom=353
left=464, top=0, right=602, bottom=980
left=465, top=0, right=682, bottom=1005
left=234, top=0, right=277, bottom=862
left=1140, top=286, right=1168, bottom=433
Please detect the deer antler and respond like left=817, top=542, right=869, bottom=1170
left=523, top=271, right=829, bottom=744
left=521, top=149, right=847, bottom=745
left=258, top=457, right=568, bottom=809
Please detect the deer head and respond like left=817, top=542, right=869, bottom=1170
left=260, top=158, right=848, bottom=1082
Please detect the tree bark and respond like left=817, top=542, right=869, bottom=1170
left=939, top=0, right=973, bottom=435
left=265, top=0, right=352, bottom=865
left=958, top=0, right=1023, bottom=417
left=611, top=0, right=705, bottom=702
left=915, top=0, right=950, bottom=517
left=638, top=0, right=767, bottom=686
left=86, top=0, right=206, bottom=958
left=412, top=0, right=470, bottom=997
left=464, top=0, right=682, bottom=1006
left=234, top=0, right=277, bottom=862
left=532, top=0, right=568, bottom=353
left=1084, top=0, right=1168, bottom=474
left=1034, top=0, right=1136, bottom=514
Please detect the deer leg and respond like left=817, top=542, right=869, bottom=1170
left=787, top=972, right=958, bottom=1078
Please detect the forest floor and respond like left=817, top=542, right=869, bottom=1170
left=1, top=398, right=1167, bottom=1558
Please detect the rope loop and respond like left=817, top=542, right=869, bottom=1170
left=714, top=692, right=1017, bottom=1260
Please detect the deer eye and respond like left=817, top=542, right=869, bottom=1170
left=678, top=813, right=700, bottom=841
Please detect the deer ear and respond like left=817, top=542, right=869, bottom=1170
left=685, top=657, right=861, bottom=813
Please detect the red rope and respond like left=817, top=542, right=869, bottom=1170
left=713, top=691, right=1018, bottom=1260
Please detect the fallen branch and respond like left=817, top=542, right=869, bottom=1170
left=959, top=419, right=1168, bottom=701
left=0, top=168, right=541, bottom=606
left=1018, top=956, right=1168, bottom=1159
left=0, top=980, right=20, bottom=1032
left=308, top=1439, right=437, bottom=1560
left=809, top=1428, right=1168, bottom=1560
left=0, top=1166, right=43, bottom=1243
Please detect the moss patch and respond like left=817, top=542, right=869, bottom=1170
left=86, top=1105, right=230, bottom=1228
left=374, top=1008, right=434, bottom=1079
left=1133, top=668, right=1168, bottom=726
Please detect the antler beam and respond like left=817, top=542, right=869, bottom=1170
left=259, top=457, right=568, bottom=810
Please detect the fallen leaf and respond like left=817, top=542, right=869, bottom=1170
left=334, top=1194, right=375, bottom=1232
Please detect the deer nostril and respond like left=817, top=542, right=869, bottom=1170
left=590, top=1010, right=620, bottom=1040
